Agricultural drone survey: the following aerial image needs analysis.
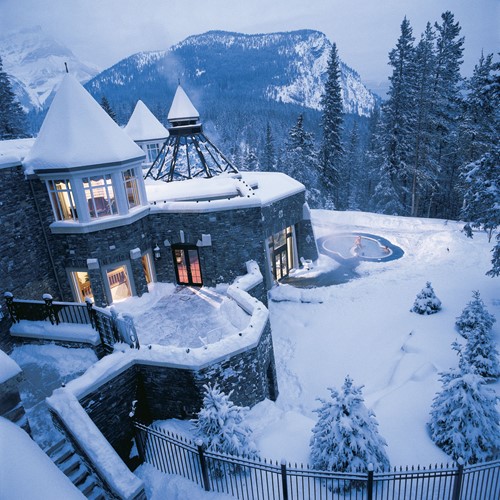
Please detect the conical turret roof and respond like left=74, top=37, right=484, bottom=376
left=24, top=74, right=144, bottom=172
left=167, top=85, right=199, bottom=123
left=124, top=100, right=169, bottom=142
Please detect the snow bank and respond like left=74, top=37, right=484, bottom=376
left=0, top=416, right=84, bottom=499
left=10, top=320, right=100, bottom=345
left=47, top=390, right=144, bottom=499
left=0, top=349, right=22, bottom=383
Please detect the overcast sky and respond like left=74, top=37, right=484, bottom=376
left=1, top=0, right=498, bottom=87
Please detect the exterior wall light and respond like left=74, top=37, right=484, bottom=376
left=153, top=245, right=161, bottom=260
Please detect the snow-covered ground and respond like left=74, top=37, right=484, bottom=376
left=4, top=209, right=499, bottom=499
left=152, top=209, right=500, bottom=472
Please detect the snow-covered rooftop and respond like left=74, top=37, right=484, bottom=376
left=145, top=171, right=305, bottom=212
left=124, top=100, right=169, bottom=142
left=0, top=137, right=35, bottom=169
left=23, top=74, right=145, bottom=174
left=167, top=85, right=199, bottom=122
left=0, top=349, right=22, bottom=383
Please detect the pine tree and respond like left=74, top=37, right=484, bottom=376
left=193, top=383, right=259, bottom=460
left=284, top=114, right=321, bottom=206
left=456, top=290, right=496, bottom=338
left=428, top=366, right=500, bottom=464
left=243, top=145, right=259, bottom=171
left=310, top=376, right=390, bottom=473
left=320, top=43, right=344, bottom=207
left=100, top=95, right=117, bottom=122
left=0, top=56, right=27, bottom=139
left=378, top=17, right=416, bottom=214
left=460, top=145, right=500, bottom=244
left=262, top=122, right=276, bottom=172
left=459, top=53, right=498, bottom=166
left=343, top=123, right=362, bottom=210
left=460, top=325, right=500, bottom=379
left=409, top=23, right=438, bottom=217
left=429, top=11, right=465, bottom=218
left=411, top=281, right=442, bottom=314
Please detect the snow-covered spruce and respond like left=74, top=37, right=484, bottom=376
left=460, top=326, right=500, bottom=380
left=428, top=366, right=500, bottom=464
left=455, top=290, right=496, bottom=338
left=411, top=282, right=442, bottom=315
left=309, top=376, right=390, bottom=473
left=193, top=383, right=259, bottom=460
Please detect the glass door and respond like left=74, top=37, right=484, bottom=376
left=172, top=245, right=203, bottom=286
left=106, top=265, right=132, bottom=302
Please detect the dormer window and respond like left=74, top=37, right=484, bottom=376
left=146, top=144, right=160, bottom=163
left=47, top=179, right=78, bottom=221
left=83, top=174, right=117, bottom=219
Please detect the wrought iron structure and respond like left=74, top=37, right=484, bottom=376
left=145, top=129, right=238, bottom=182
left=134, top=421, right=500, bottom=500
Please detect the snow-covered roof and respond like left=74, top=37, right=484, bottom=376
left=23, top=74, right=145, bottom=173
left=167, top=85, right=199, bottom=122
left=145, top=171, right=305, bottom=212
left=0, top=138, right=35, bottom=169
left=0, top=350, right=22, bottom=383
left=124, top=100, right=169, bottom=142
left=0, top=417, right=85, bottom=499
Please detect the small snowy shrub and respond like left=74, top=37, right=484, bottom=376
left=310, top=376, right=390, bottom=475
left=455, top=291, right=496, bottom=338
left=411, top=282, right=442, bottom=315
left=193, top=383, right=259, bottom=461
left=428, top=366, right=500, bottom=464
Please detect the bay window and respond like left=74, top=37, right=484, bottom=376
left=47, top=179, right=78, bottom=221
left=83, top=174, right=117, bottom=219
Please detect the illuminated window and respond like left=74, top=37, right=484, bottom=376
left=142, top=253, right=154, bottom=284
left=83, top=174, right=116, bottom=219
left=106, top=265, right=132, bottom=302
left=123, top=168, right=140, bottom=209
left=69, top=271, right=93, bottom=302
left=268, top=226, right=294, bottom=281
left=146, top=143, right=160, bottom=163
left=47, top=179, right=78, bottom=221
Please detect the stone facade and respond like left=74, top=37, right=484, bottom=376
left=0, top=166, right=59, bottom=298
left=0, top=370, right=30, bottom=434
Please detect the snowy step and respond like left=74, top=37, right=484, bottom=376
left=44, top=438, right=67, bottom=457
left=68, top=463, right=89, bottom=487
left=52, top=443, right=75, bottom=465
left=60, top=453, right=81, bottom=476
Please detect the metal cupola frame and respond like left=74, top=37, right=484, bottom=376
left=145, top=85, right=238, bottom=182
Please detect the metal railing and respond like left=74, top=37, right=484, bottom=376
left=133, top=421, right=500, bottom=500
left=3, top=292, right=139, bottom=351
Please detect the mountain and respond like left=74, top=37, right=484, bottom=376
left=86, top=30, right=377, bottom=121
left=0, top=26, right=99, bottom=111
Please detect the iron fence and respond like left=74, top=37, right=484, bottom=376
left=133, top=421, right=500, bottom=500
left=3, top=292, right=139, bottom=351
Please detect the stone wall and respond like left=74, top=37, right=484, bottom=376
left=79, top=365, right=138, bottom=463
left=0, top=167, right=59, bottom=299
left=0, top=372, right=30, bottom=434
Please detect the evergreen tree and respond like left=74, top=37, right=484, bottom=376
left=310, top=376, right=390, bottom=473
left=456, top=290, right=496, bottom=338
left=460, top=145, right=500, bottom=244
left=284, top=114, right=321, bottom=206
left=378, top=17, right=416, bottom=214
left=262, top=122, right=276, bottom=171
left=100, top=95, right=117, bottom=122
left=411, top=281, right=442, bottom=315
left=460, top=324, right=500, bottom=380
left=459, top=53, right=499, bottom=166
left=342, top=122, right=362, bottom=210
left=0, top=56, right=27, bottom=139
left=320, top=43, right=344, bottom=207
left=409, top=23, right=438, bottom=217
left=428, top=366, right=500, bottom=464
left=243, top=145, right=260, bottom=171
left=193, top=383, right=259, bottom=459
left=429, top=11, right=465, bottom=218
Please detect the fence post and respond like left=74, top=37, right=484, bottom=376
left=43, top=293, right=59, bottom=325
left=281, top=459, right=289, bottom=500
left=85, top=297, right=95, bottom=329
left=367, top=463, right=374, bottom=500
left=4, top=292, right=18, bottom=323
left=452, top=458, right=464, bottom=500
left=196, top=440, right=211, bottom=492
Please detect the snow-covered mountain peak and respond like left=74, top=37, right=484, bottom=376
left=0, top=26, right=100, bottom=110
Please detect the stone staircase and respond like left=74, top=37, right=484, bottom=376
left=45, top=438, right=108, bottom=499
